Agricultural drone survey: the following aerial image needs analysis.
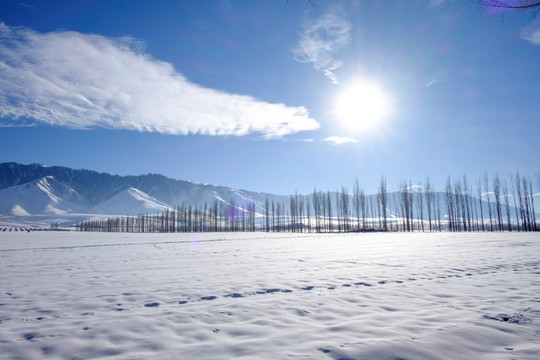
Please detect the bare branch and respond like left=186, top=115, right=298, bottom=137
left=284, top=0, right=317, bottom=10
left=472, top=0, right=540, bottom=12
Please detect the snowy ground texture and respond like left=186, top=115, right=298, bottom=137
left=1, top=232, right=539, bottom=360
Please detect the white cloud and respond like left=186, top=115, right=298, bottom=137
left=293, top=11, right=351, bottom=84
left=521, top=19, right=540, bottom=45
left=324, top=136, right=357, bottom=145
left=0, top=23, right=319, bottom=138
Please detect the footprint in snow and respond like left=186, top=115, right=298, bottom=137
left=225, top=293, right=244, bottom=298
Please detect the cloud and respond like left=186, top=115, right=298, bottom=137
left=426, top=78, right=448, bottom=87
left=0, top=23, right=319, bottom=138
left=324, top=136, right=357, bottom=145
left=293, top=10, right=351, bottom=84
left=521, top=19, right=540, bottom=45
left=427, top=0, right=447, bottom=8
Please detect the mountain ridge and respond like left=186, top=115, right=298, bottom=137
left=0, top=162, right=288, bottom=226
left=0, top=162, right=277, bottom=208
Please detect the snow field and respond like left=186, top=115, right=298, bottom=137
left=0, top=232, right=539, bottom=359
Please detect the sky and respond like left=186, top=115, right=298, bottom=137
left=0, top=0, right=539, bottom=195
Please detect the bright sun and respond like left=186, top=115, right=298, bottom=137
left=334, top=81, right=391, bottom=133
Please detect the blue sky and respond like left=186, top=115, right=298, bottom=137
left=1, top=0, right=539, bottom=195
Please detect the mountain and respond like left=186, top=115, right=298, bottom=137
left=89, top=187, right=169, bottom=215
left=0, top=162, right=287, bottom=226
left=0, top=162, right=281, bottom=209
left=0, top=176, right=89, bottom=216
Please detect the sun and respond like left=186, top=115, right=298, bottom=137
left=334, top=81, right=391, bottom=133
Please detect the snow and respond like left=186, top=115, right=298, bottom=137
left=0, top=176, right=88, bottom=216
left=89, top=187, right=169, bottom=215
left=0, top=232, right=539, bottom=359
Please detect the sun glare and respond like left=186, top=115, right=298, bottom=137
left=334, top=81, right=391, bottom=133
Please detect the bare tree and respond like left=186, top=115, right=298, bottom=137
left=528, top=177, right=537, bottom=231
left=379, top=177, right=388, bottom=231
left=425, top=177, right=435, bottom=232
left=313, top=188, right=321, bottom=232
left=341, top=186, right=350, bottom=232
left=401, top=181, right=413, bottom=232
left=435, top=191, right=442, bottom=231
left=463, top=175, right=473, bottom=231
left=290, top=193, right=297, bottom=232
left=476, top=178, right=485, bottom=232
left=513, top=172, right=525, bottom=231
left=335, top=192, right=342, bottom=232
left=453, top=179, right=465, bottom=231
left=416, top=182, right=425, bottom=232
left=369, top=196, right=375, bottom=230
left=353, top=178, right=362, bottom=231
left=473, top=0, right=540, bottom=14
left=321, top=190, right=328, bottom=232
left=522, top=177, right=533, bottom=231
left=493, top=174, right=503, bottom=231
left=326, top=190, right=333, bottom=232
left=484, top=174, right=494, bottom=231
left=263, top=197, right=268, bottom=232
left=360, top=188, right=367, bottom=230
left=510, top=175, right=521, bottom=231
left=502, top=180, right=512, bottom=231
left=298, top=193, right=305, bottom=232
left=271, top=200, right=276, bottom=232
left=305, top=196, right=312, bottom=232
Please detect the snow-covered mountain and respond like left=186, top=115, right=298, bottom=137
left=0, top=162, right=286, bottom=225
left=89, top=187, right=169, bottom=215
left=0, top=162, right=283, bottom=209
left=0, top=176, right=89, bottom=216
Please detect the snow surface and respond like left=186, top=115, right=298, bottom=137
left=0, top=232, right=539, bottom=359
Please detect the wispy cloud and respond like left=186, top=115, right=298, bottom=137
left=0, top=23, right=319, bottom=138
left=427, top=0, right=447, bottom=8
left=17, top=2, right=37, bottom=10
left=293, top=10, right=351, bottom=84
left=426, top=78, right=448, bottom=87
left=324, top=136, right=357, bottom=145
left=521, top=19, right=540, bottom=45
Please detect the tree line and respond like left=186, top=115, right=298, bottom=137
left=77, top=172, right=538, bottom=233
